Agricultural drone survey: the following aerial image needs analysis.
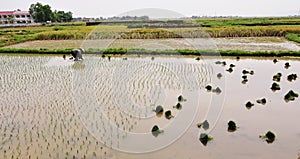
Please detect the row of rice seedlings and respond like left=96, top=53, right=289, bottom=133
left=0, top=55, right=111, bottom=158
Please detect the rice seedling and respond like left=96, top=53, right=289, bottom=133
left=284, top=90, right=299, bottom=102
left=199, top=133, right=213, bottom=146
left=259, top=131, right=276, bottom=143
left=287, top=74, right=297, bottom=82
left=256, top=98, right=267, bottom=105
left=197, top=120, right=209, bottom=130
left=227, top=120, right=238, bottom=132
left=271, top=82, right=281, bottom=91
left=245, top=101, right=254, bottom=109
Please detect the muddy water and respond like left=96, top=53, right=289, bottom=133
left=0, top=54, right=300, bottom=159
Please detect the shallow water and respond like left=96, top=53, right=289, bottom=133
left=0, top=54, right=300, bottom=158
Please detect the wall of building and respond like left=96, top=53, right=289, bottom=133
left=0, top=11, right=33, bottom=24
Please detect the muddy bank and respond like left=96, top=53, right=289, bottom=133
left=3, top=37, right=300, bottom=52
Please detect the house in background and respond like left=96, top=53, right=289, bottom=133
left=0, top=10, right=33, bottom=24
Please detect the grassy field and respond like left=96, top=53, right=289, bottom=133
left=0, top=17, right=299, bottom=49
left=195, top=17, right=300, bottom=27
left=285, top=33, right=300, bottom=43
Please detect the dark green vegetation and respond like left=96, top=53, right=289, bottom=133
left=284, top=90, right=299, bottom=102
left=205, top=85, right=212, bottom=91
left=256, top=98, right=267, bottom=105
left=245, top=101, right=254, bottom=109
left=285, top=33, right=300, bottom=43
left=271, top=82, right=281, bottom=91
left=287, top=74, right=297, bottom=82
left=273, top=72, right=282, bottom=82
left=173, top=103, right=182, bottom=110
left=199, top=133, right=213, bottom=146
left=178, top=95, right=183, bottom=102
left=228, top=120, right=237, bottom=132
left=29, top=2, right=73, bottom=23
left=259, top=131, right=276, bottom=143
left=165, top=110, right=174, bottom=120
left=151, top=125, right=163, bottom=137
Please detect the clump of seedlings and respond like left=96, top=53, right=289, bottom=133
left=236, top=56, right=240, bottom=60
left=271, top=82, right=281, bottom=91
left=227, top=120, right=238, bottom=132
left=242, top=70, right=254, bottom=75
left=273, top=59, right=278, bottom=63
left=154, top=105, right=164, bottom=116
left=230, top=64, right=236, bottom=67
left=212, top=87, right=222, bottom=94
left=287, top=74, right=297, bottom=82
left=245, top=101, right=254, bottom=109
left=273, top=73, right=282, bottom=82
left=284, top=62, right=291, bottom=69
left=259, top=131, right=276, bottom=143
left=242, top=75, right=248, bottom=84
left=226, top=67, right=233, bottom=73
left=284, top=90, right=299, bottom=102
left=205, top=85, right=212, bottom=91
left=256, top=98, right=267, bottom=105
left=165, top=110, right=174, bottom=119
left=199, top=133, right=213, bottom=146
left=151, top=125, right=164, bottom=137
left=197, top=120, right=209, bottom=130
left=178, top=95, right=186, bottom=102
left=195, top=57, right=201, bottom=61
left=241, top=70, right=254, bottom=84
left=217, top=73, right=223, bottom=79
left=215, top=61, right=226, bottom=66
left=173, top=103, right=182, bottom=110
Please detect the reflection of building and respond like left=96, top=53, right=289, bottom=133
left=0, top=11, right=33, bottom=24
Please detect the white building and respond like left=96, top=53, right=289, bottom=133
left=0, top=10, right=33, bottom=24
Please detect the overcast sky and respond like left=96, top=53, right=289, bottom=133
left=1, top=0, right=300, bottom=18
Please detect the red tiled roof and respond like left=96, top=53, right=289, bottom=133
left=0, top=11, right=14, bottom=15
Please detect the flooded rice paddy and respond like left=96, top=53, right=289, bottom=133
left=0, top=54, right=300, bottom=159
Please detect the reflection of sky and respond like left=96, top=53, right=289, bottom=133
left=2, top=0, right=300, bottom=17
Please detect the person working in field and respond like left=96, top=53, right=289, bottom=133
left=69, top=48, right=84, bottom=61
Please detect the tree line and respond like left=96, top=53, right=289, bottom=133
left=29, top=2, right=73, bottom=23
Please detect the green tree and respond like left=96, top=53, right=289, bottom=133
left=29, top=2, right=54, bottom=23
left=53, top=10, right=73, bottom=22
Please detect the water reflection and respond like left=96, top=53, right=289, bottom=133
left=0, top=55, right=300, bottom=158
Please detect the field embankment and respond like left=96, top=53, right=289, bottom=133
left=0, top=17, right=300, bottom=56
